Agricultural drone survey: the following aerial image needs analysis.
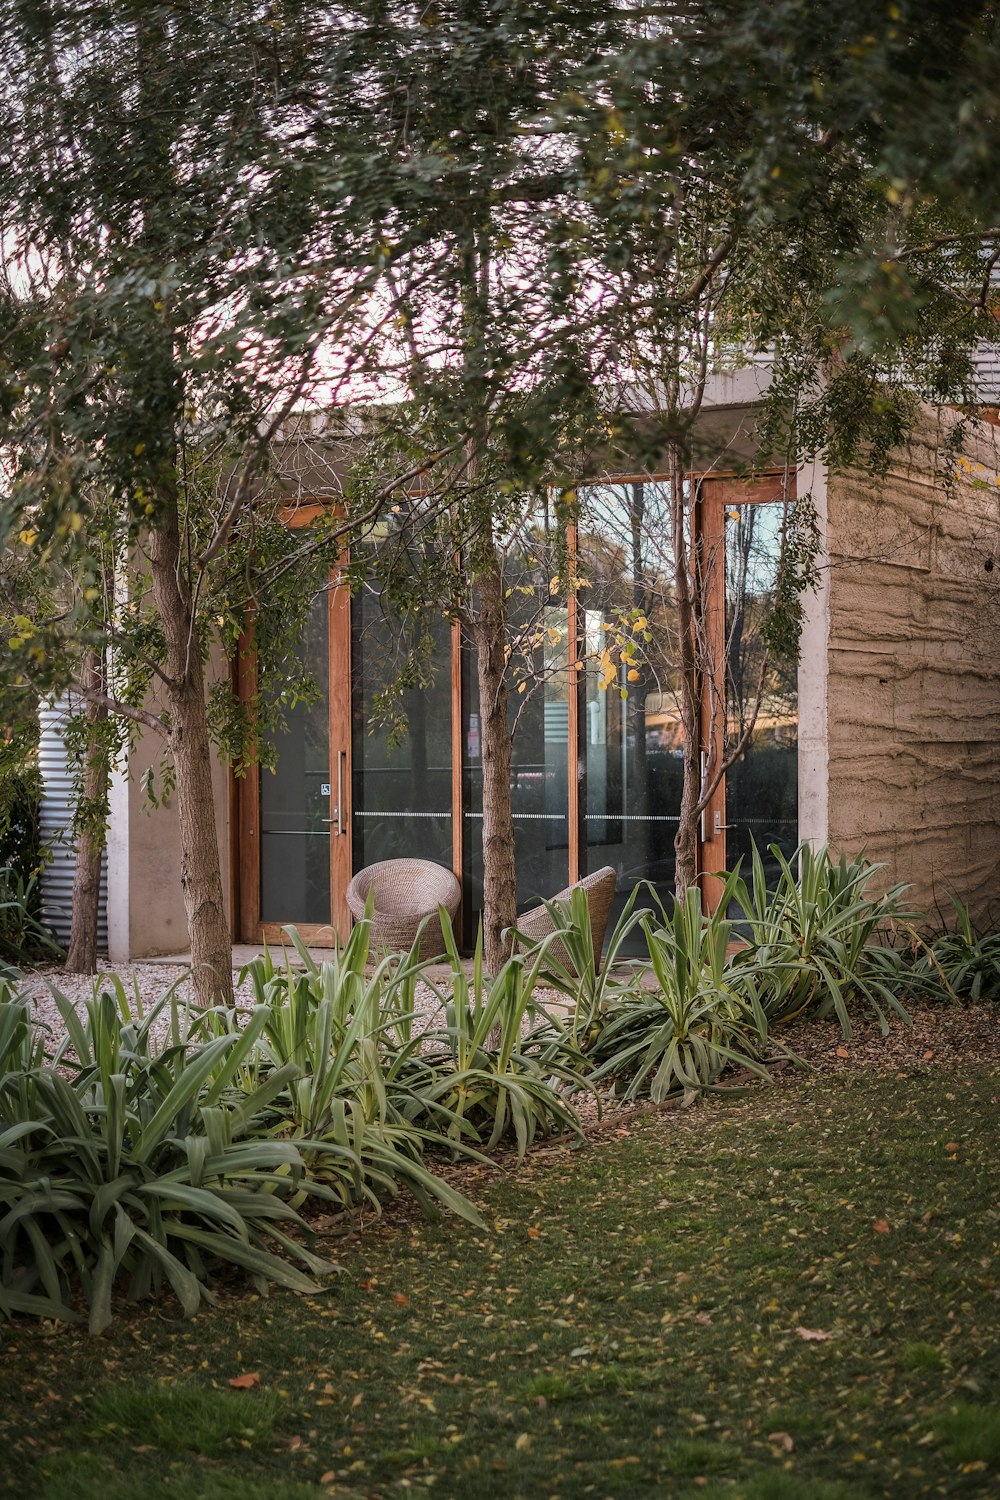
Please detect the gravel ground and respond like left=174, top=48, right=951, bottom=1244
left=15, top=958, right=453, bottom=1051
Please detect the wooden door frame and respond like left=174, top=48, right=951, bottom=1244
left=695, top=470, right=797, bottom=909
left=232, top=472, right=795, bottom=941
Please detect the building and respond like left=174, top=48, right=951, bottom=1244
left=45, top=369, right=1000, bottom=959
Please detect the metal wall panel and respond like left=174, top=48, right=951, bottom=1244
left=38, top=698, right=108, bottom=950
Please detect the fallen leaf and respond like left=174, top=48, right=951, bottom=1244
left=695, top=1312, right=712, bottom=1325
left=351, top=1393, right=363, bottom=1409
left=945, top=1141, right=959, bottom=1154
left=320, top=1473, right=335, bottom=1486
left=515, top=1432, right=531, bottom=1452
left=526, top=1226, right=540, bottom=1239
left=392, top=1292, right=409, bottom=1307
left=835, top=1046, right=849, bottom=1059
left=796, top=1327, right=832, bottom=1342
left=228, top=1372, right=261, bottom=1390
left=768, top=1431, right=795, bottom=1452
left=923, top=1050, right=935, bottom=1060
left=873, top=1219, right=891, bottom=1234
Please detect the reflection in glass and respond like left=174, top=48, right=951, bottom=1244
left=724, top=503, right=798, bottom=891
left=259, top=593, right=331, bottom=923
left=352, top=587, right=453, bottom=873
left=577, top=481, right=683, bottom=940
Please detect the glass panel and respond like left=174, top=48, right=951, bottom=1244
left=351, top=587, right=453, bottom=872
left=724, top=502, right=799, bottom=891
left=259, top=593, right=331, bottom=924
left=577, top=480, right=683, bottom=942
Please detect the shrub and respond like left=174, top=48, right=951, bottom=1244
left=727, top=842, right=914, bottom=1037
left=0, top=729, right=42, bottom=887
left=587, top=880, right=775, bottom=1105
left=910, top=898, right=1000, bottom=1005
left=237, top=925, right=485, bottom=1223
left=0, top=982, right=340, bottom=1332
left=407, top=912, right=586, bottom=1158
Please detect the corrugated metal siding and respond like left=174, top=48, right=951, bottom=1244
left=38, top=698, right=108, bottom=950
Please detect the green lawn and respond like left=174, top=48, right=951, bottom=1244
left=2, top=1066, right=998, bottom=1499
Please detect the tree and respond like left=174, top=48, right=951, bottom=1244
left=0, top=2, right=398, bottom=1002
left=3, top=0, right=996, bottom=991
left=321, top=1, right=624, bottom=972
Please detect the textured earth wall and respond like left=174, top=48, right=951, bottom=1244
left=826, top=409, right=1000, bottom=923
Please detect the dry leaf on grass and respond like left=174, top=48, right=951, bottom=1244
left=795, top=1327, right=832, bottom=1342
left=228, top=1372, right=261, bottom=1390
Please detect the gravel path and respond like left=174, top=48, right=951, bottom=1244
left=14, top=958, right=454, bottom=1052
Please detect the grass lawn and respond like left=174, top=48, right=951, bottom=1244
left=1, top=1065, right=998, bottom=1499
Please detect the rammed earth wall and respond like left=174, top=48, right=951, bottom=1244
left=824, top=408, right=1000, bottom=922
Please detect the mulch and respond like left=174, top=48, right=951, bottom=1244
left=772, top=998, right=1000, bottom=1076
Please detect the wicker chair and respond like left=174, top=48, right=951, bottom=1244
left=514, top=865, right=618, bottom=976
left=346, top=858, right=462, bottom=960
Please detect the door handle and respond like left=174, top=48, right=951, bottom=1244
left=713, top=810, right=733, bottom=834
left=335, top=749, right=346, bottom=836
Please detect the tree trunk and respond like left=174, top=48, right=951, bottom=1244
left=148, top=503, right=235, bottom=1008
left=670, top=447, right=702, bottom=896
left=474, top=552, right=518, bottom=974
left=65, top=653, right=107, bottom=975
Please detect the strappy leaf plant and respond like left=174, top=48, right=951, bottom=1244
left=587, top=878, right=773, bottom=1105
left=413, top=913, right=585, bottom=1158
left=0, top=867, right=63, bottom=967
left=727, top=842, right=915, bottom=1036
left=238, top=927, right=485, bottom=1226
left=911, top=897, right=1000, bottom=1004
left=512, top=883, right=650, bottom=1052
left=0, top=983, right=337, bottom=1335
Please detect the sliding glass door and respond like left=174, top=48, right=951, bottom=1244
left=238, top=471, right=799, bottom=948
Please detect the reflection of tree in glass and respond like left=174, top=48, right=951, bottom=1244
left=725, top=503, right=797, bottom=751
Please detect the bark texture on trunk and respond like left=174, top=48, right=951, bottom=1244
left=670, top=447, right=701, bottom=896
left=65, top=654, right=107, bottom=975
left=149, top=504, right=235, bottom=1008
left=474, top=554, right=518, bottom=974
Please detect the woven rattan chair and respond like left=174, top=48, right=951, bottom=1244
left=346, top=858, right=462, bottom=960
left=514, top=865, right=618, bottom=976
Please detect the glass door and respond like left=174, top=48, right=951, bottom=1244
left=576, top=480, right=682, bottom=938
left=351, top=587, right=455, bottom=875
left=249, top=581, right=353, bottom=944
left=245, top=573, right=455, bottom=945
left=723, top=498, right=799, bottom=883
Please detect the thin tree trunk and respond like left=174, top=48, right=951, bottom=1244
left=670, top=445, right=701, bottom=895
left=65, top=652, right=107, bottom=975
left=474, top=552, right=518, bottom=974
left=148, top=502, right=235, bottom=1008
